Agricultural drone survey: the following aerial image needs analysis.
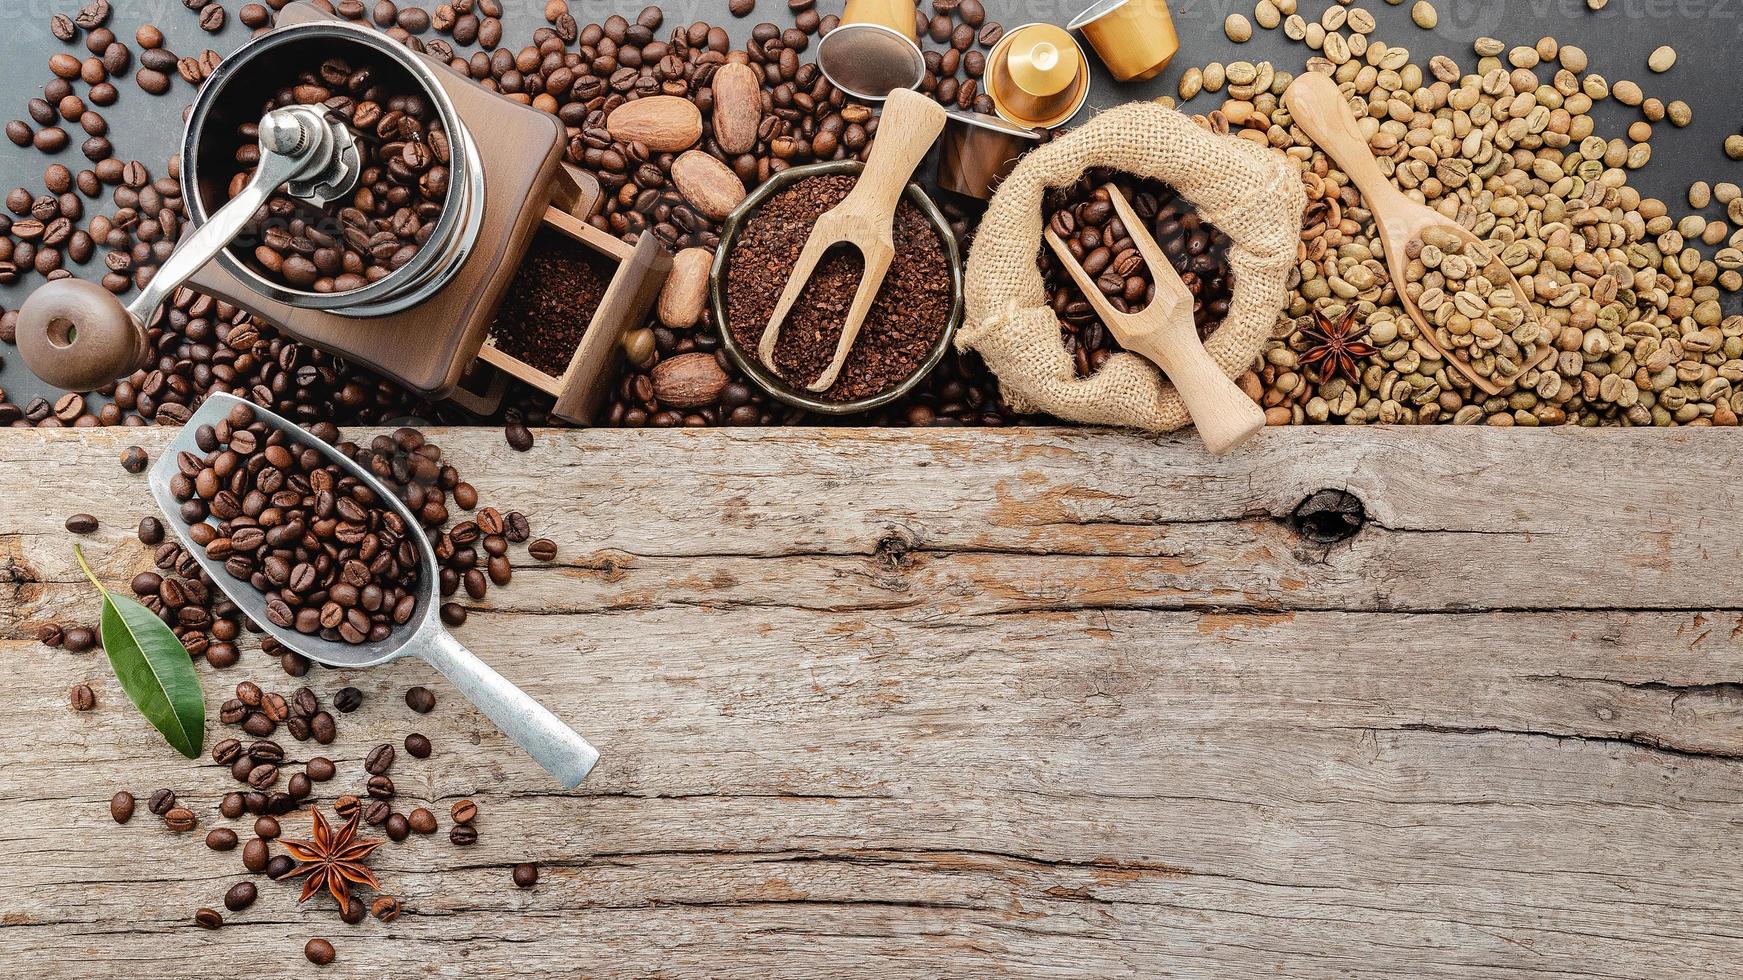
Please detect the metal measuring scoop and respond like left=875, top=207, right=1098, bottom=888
left=16, top=104, right=363, bottom=392
left=148, top=393, right=600, bottom=788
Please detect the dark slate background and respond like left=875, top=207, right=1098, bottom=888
left=1, top=0, right=1738, bottom=406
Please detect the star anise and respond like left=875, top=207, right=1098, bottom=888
left=1299, top=306, right=1378, bottom=384
left=280, top=809, right=384, bottom=916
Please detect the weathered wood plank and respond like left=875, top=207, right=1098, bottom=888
left=0, top=426, right=1739, bottom=978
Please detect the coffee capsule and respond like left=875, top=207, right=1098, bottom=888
left=985, top=23, right=1091, bottom=129
left=936, top=111, right=1039, bottom=200
left=815, top=0, right=925, bottom=102
left=1067, top=0, right=1180, bottom=82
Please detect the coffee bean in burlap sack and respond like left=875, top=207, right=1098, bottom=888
left=959, top=102, right=1304, bottom=430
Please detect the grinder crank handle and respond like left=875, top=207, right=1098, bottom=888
left=16, top=107, right=350, bottom=391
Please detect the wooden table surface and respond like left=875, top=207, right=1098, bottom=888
left=1, top=425, right=1739, bottom=978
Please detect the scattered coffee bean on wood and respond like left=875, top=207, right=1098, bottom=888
left=726, top=174, right=951, bottom=402
left=513, top=862, right=538, bottom=888
left=194, top=908, right=222, bottom=929
left=65, top=513, right=99, bottom=533
left=405, top=686, right=435, bottom=713
left=109, top=791, right=134, bottom=823
left=70, top=683, right=95, bottom=710
left=224, top=881, right=257, bottom=912
left=305, top=938, right=336, bottom=966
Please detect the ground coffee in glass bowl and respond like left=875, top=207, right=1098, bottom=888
left=723, top=173, right=955, bottom=405
left=1038, top=169, right=1235, bottom=379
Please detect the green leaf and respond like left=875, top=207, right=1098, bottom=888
left=75, top=546, right=205, bottom=759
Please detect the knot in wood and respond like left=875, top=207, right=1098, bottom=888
left=1288, top=489, right=1366, bottom=544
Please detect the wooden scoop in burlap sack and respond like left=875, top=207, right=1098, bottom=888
left=960, top=102, right=1304, bottom=433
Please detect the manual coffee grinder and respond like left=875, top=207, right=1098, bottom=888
left=15, top=2, right=669, bottom=423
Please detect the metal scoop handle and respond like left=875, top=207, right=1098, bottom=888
left=423, top=631, right=600, bottom=787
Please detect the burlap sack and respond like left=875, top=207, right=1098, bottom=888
left=959, top=102, right=1305, bottom=430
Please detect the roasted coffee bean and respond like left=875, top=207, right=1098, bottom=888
left=449, top=823, right=478, bottom=845
left=242, top=836, right=271, bottom=872
left=371, top=894, right=402, bottom=921
left=404, top=733, right=431, bottom=758
left=528, top=539, right=558, bottom=561
left=38, top=624, right=65, bottom=648
left=254, top=815, right=281, bottom=839
left=439, top=602, right=467, bottom=627
left=110, top=791, right=134, bottom=823
left=334, top=794, right=362, bottom=818
left=198, top=4, right=225, bottom=31
left=366, top=744, right=395, bottom=775
left=120, top=447, right=149, bottom=475
left=450, top=799, right=477, bottom=824
left=164, top=806, right=196, bottom=831
left=310, top=710, right=337, bottom=744
left=513, top=862, right=538, bottom=888
left=194, top=907, right=223, bottom=929
left=137, top=516, right=164, bottom=545
left=70, top=683, right=95, bottom=710
left=385, top=813, right=410, bottom=841
left=305, top=938, right=336, bottom=966
left=367, top=774, right=395, bottom=799
left=147, top=788, right=176, bottom=815
left=405, top=686, right=436, bottom=714
left=224, top=881, right=257, bottom=912
left=206, top=828, right=239, bottom=851
left=408, top=807, right=437, bottom=834
left=64, top=513, right=99, bottom=533
left=333, top=686, right=363, bottom=712
left=220, top=792, right=246, bottom=819
left=504, top=422, right=533, bottom=451
left=364, top=799, right=391, bottom=825
left=212, top=738, right=244, bottom=765
left=306, top=757, right=336, bottom=781
left=266, top=854, right=295, bottom=879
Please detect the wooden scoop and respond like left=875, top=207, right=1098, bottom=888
left=757, top=87, right=947, bottom=392
left=1283, top=71, right=1553, bottom=395
left=1044, top=184, right=1265, bottom=456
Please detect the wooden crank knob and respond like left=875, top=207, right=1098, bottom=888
left=15, top=278, right=148, bottom=392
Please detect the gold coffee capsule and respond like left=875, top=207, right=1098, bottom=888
left=816, top=0, right=926, bottom=102
left=936, top=111, right=1039, bottom=200
left=986, top=23, right=1090, bottom=129
left=1068, top=0, right=1180, bottom=82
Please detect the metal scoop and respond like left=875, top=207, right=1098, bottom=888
left=148, top=393, right=599, bottom=788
